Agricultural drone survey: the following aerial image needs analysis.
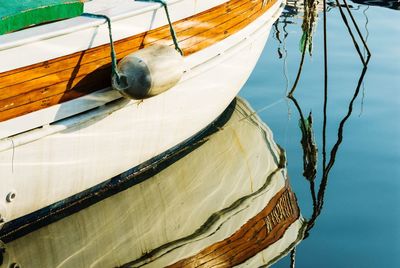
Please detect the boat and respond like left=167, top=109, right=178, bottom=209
left=0, top=97, right=305, bottom=267
left=0, top=0, right=284, bottom=231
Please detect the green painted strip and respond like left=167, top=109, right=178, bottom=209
left=0, top=0, right=83, bottom=35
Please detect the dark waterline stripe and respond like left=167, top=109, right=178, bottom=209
left=0, top=99, right=238, bottom=243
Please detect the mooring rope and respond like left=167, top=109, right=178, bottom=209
left=81, top=13, right=122, bottom=83
left=82, top=0, right=182, bottom=85
left=140, top=0, right=183, bottom=55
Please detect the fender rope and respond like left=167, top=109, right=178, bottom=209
left=81, top=13, right=122, bottom=84
left=81, top=1, right=182, bottom=84
left=139, top=0, right=183, bottom=55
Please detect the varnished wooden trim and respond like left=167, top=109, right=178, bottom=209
left=168, top=186, right=300, bottom=268
left=0, top=0, right=278, bottom=122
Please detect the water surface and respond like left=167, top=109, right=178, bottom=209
left=240, top=0, right=400, bottom=266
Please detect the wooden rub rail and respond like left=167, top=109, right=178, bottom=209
left=168, top=186, right=300, bottom=268
left=0, top=0, right=278, bottom=122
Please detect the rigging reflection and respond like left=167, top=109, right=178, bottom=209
left=271, top=0, right=372, bottom=266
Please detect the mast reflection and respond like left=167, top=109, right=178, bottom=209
left=269, top=0, right=372, bottom=266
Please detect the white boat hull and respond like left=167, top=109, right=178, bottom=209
left=0, top=1, right=284, bottom=225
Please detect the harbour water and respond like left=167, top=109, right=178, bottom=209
left=240, top=0, right=400, bottom=267
left=1, top=0, right=399, bottom=267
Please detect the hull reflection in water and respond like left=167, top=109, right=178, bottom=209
left=1, top=98, right=305, bottom=267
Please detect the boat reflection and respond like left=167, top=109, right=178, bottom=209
left=0, top=98, right=305, bottom=267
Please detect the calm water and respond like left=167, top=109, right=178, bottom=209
left=240, top=0, right=400, bottom=267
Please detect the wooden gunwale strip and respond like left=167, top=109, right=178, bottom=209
left=0, top=19, right=259, bottom=115
left=0, top=0, right=255, bottom=104
left=0, top=1, right=262, bottom=113
left=0, top=88, right=101, bottom=122
left=0, top=0, right=252, bottom=99
left=137, top=0, right=247, bottom=41
left=0, top=0, right=245, bottom=79
left=0, top=0, right=278, bottom=122
left=180, top=2, right=266, bottom=55
left=0, top=74, right=110, bottom=121
left=184, top=0, right=277, bottom=55
left=168, top=187, right=299, bottom=267
left=0, top=0, right=245, bottom=84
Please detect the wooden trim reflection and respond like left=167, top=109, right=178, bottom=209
left=168, top=186, right=300, bottom=268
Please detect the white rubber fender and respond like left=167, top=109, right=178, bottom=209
left=112, top=44, right=184, bottom=99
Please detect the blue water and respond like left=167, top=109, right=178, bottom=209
left=240, top=1, right=400, bottom=267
